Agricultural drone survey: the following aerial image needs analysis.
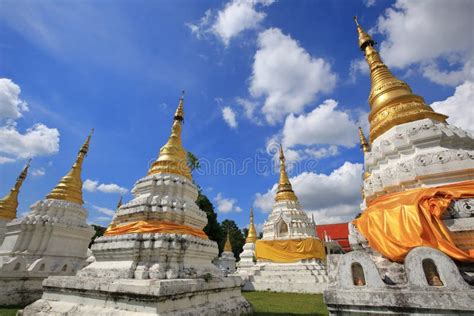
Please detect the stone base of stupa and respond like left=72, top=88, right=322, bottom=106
left=238, top=259, right=328, bottom=294
left=22, top=275, right=251, bottom=315
left=0, top=199, right=94, bottom=306
left=323, top=247, right=474, bottom=315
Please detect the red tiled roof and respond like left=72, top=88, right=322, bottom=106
left=316, top=223, right=351, bottom=252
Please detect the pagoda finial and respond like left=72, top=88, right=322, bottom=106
left=46, top=129, right=93, bottom=205
left=224, top=231, right=233, bottom=252
left=275, top=145, right=298, bottom=202
left=358, top=127, right=370, bottom=152
left=354, top=18, right=447, bottom=142
left=246, top=207, right=257, bottom=243
left=0, top=159, right=31, bottom=220
left=148, top=93, right=192, bottom=179
left=116, top=195, right=123, bottom=209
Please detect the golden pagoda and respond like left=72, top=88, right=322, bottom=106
left=354, top=17, right=447, bottom=142
left=148, top=94, right=192, bottom=180
left=46, top=130, right=93, bottom=205
left=246, top=208, right=257, bottom=243
left=0, top=159, right=30, bottom=220
left=224, top=232, right=233, bottom=252
left=275, top=145, right=298, bottom=202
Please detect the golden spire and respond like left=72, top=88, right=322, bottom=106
left=224, top=231, right=233, bottom=252
left=358, top=127, right=370, bottom=152
left=275, top=145, right=298, bottom=202
left=0, top=159, right=30, bottom=220
left=116, top=195, right=123, bottom=209
left=46, top=130, right=93, bottom=205
left=246, top=207, right=257, bottom=243
left=148, top=93, right=192, bottom=180
left=354, top=17, right=447, bottom=142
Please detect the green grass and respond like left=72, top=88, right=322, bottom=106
left=0, top=307, right=20, bottom=316
left=243, top=291, right=328, bottom=316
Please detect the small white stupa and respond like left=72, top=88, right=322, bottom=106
left=214, top=232, right=236, bottom=275
left=238, top=208, right=258, bottom=268
left=237, top=146, right=328, bottom=294
left=0, top=133, right=95, bottom=306
left=23, top=95, right=251, bottom=315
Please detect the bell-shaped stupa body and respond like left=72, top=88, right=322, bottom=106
left=0, top=133, right=95, bottom=307
left=23, top=95, right=251, bottom=315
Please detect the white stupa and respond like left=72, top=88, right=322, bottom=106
left=237, top=146, right=328, bottom=294
left=324, top=18, right=474, bottom=315
left=23, top=96, right=251, bottom=315
left=0, top=133, right=95, bottom=306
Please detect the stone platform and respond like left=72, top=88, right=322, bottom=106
left=22, top=276, right=251, bottom=315
left=239, top=261, right=328, bottom=294
left=323, top=247, right=474, bottom=315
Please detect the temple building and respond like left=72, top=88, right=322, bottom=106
left=324, top=18, right=474, bottom=314
left=23, top=96, right=251, bottom=315
left=237, top=146, right=327, bottom=293
left=0, top=160, right=30, bottom=245
left=0, top=133, right=95, bottom=306
left=238, top=208, right=258, bottom=268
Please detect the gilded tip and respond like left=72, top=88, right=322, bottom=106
left=279, top=144, right=285, bottom=160
left=354, top=16, right=359, bottom=26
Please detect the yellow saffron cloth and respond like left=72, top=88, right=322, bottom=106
left=354, top=180, right=474, bottom=263
left=104, top=220, right=208, bottom=239
left=255, top=238, right=326, bottom=263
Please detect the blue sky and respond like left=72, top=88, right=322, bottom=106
left=1, top=0, right=473, bottom=230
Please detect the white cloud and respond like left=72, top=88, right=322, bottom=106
left=375, top=0, right=474, bottom=86
left=0, top=123, right=60, bottom=160
left=282, top=99, right=359, bottom=148
left=254, top=162, right=363, bottom=224
left=0, top=78, right=28, bottom=120
left=222, top=106, right=238, bottom=129
left=186, top=9, right=213, bottom=39
left=214, top=193, right=243, bottom=213
left=431, top=81, right=474, bottom=133
left=0, top=156, right=15, bottom=164
left=84, top=179, right=128, bottom=195
left=349, top=58, right=368, bottom=83
left=250, top=28, right=336, bottom=124
left=364, top=0, right=377, bottom=7
left=31, top=168, right=46, bottom=177
left=92, top=205, right=115, bottom=217
left=236, top=97, right=261, bottom=124
left=0, top=78, right=60, bottom=163
left=187, top=0, right=274, bottom=46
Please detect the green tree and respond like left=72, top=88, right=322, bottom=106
left=196, top=191, right=224, bottom=254
left=187, top=151, right=201, bottom=172
left=89, top=224, right=107, bottom=247
left=221, top=219, right=246, bottom=260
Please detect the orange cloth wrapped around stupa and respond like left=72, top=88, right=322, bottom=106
left=354, top=180, right=474, bottom=263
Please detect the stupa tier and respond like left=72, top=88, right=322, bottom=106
left=0, top=133, right=95, bottom=306
left=237, top=146, right=327, bottom=294
left=23, top=97, right=251, bottom=315
left=324, top=18, right=474, bottom=315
